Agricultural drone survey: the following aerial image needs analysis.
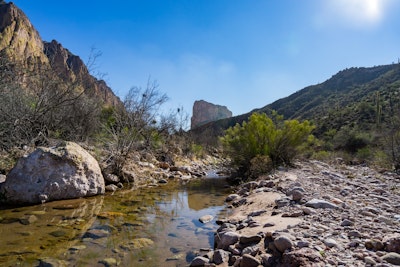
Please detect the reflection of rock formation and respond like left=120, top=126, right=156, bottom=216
left=187, top=192, right=211, bottom=211
left=191, top=100, right=232, bottom=129
left=0, top=196, right=103, bottom=266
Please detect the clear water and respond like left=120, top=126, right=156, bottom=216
left=0, top=174, right=232, bottom=266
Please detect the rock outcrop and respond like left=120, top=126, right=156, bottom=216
left=44, top=40, right=120, bottom=106
left=191, top=100, right=232, bottom=129
left=0, top=1, right=47, bottom=63
left=0, top=142, right=105, bottom=205
left=0, top=1, right=120, bottom=106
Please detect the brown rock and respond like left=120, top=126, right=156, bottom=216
left=191, top=100, right=232, bottom=129
left=240, top=254, right=261, bottom=267
left=282, top=248, right=324, bottom=267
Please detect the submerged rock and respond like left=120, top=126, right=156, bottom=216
left=199, top=215, right=214, bottom=223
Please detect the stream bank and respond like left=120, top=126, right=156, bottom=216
left=190, top=160, right=400, bottom=266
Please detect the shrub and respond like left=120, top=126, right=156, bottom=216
left=249, top=155, right=273, bottom=178
left=220, top=112, right=315, bottom=172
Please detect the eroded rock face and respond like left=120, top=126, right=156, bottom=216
left=1, top=142, right=105, bottom=205
left=191, top=100, right=232, bottom=129
left=0, top=2, right=47, bottom=63
left=0, top=2, right=121, bottom=107
left=43, top=40, right=121, bottom=106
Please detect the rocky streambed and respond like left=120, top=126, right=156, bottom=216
left=190, top=160, right=400, bottom=266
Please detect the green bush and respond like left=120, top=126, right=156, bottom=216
left=249, top=155, right=273, bottom=178
left=220, top=112, right=315, bottom=171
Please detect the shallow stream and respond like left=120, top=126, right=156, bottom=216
left=0, top=173, right=232, bottom=266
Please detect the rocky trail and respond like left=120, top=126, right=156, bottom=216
left=190, top=160, right=400, bottom=266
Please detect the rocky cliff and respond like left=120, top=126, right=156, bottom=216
left=191, top=100, right=232, bottom=129
left=0, top=1, right=120, bottom=106
left=0, top=1, right=47, bottom=64
left=44, top=40, right=120, bottom=106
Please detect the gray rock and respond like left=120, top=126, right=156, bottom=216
left=19, top=215, right=38, bottom=225
left=190, top=256, right=210, bottom=266
left=215, top=231, right=241, bottom=250
left=378, top=215, right=394, bottom=225
left=98, top=258, right=118, bottom=267
left=104, top=174, right=119, bottom=184
left=291, top=190, right=304, bottom=201
left=263, top=222, right=276, bottom=227
left=305, top=198, right=338, bottom=209
left=323, top=238, right=338, bottom=248
left=38, top=258, right=68, bottom=267
left=0, top=174, right=5, bottom=183
left=213, top=249, right=230, bottom=264
left=383, top=234, right=400, bottom=253
left=248, top=210, right=267, bottom=217
left=297, top=241, right=310, bottom=248
left=228, top=244, right=241, bottom=255
left=105, top=184, right=118, bottom=192
left=259, top=180, right=274, bottom=188
left=275, top=197, right=291, bottom=208
left=274, top=235, right=293, bottom=253
left=83, top=229, right=110, bottom=239
left=242, top=181, right=259, bottom=190
left=199, top=215, right=213, bottom=223
left=382, top=252, right=400, bottom=265
left=240, top=235, right=262, bottom=245
left=364, top=256, right=377, bottom=265
left=0, top=142, right=105, bottom=205
left=301, top=207, right=316, bottom=215
left=340, top=219, right=353, bottom=227
left=242, top=245, right=260, bottom=256
left=240, top=254, right=261, bottom=267
left=282, top=248, right=323, bottom=266
left=348, top=230, right=362, bottom=238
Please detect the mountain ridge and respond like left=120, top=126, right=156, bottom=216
left=0, top=1, right=121, bottom=106
left=191, top=63, right=400, bottom=144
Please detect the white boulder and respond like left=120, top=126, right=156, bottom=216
left=1, top=142, right=105, bottom=205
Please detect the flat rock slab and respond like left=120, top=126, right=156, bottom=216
left=305, top=199, right=338, bottom=209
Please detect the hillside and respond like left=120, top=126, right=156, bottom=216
left=191, top=63, right=400, bottom=144
left=0, top=1, right=120, bottom=106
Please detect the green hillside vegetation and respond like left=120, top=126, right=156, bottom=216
left=192, top=63, right=400, bottom=171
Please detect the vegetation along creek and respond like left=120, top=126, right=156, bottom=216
left=0, top=173, right=232, bottom=266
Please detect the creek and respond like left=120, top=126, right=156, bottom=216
left=0, top=173, right=232, bottom=266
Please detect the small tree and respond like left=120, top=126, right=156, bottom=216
left=100, top=79, right=168, bottom=175
left=220, top=112, right=314, bottom=173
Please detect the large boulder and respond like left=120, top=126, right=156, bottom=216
left=0, top=142, right=105, bottom=205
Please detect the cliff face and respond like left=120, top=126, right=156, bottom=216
left=0, top=1, right=120, bottom=106
left=0, top=2, right=47, bottom=63
left=44, top=40, right=120, bottom=106
left=191, top=100, right=232, bottom=129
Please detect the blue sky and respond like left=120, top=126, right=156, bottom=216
left=11, top=0, right=400, bottom=117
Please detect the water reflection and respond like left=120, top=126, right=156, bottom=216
left=0, top=197, right=103, bottom=266
left=0, top=176, right=231, bottom=266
